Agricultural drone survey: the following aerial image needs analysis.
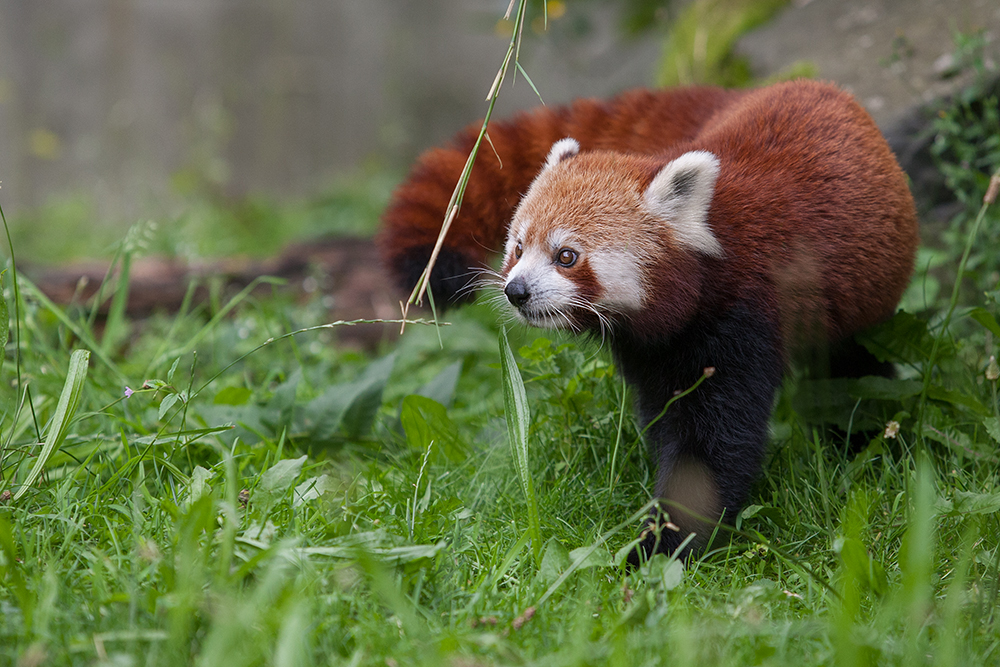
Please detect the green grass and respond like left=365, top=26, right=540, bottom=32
left=4, top=24, right=1000, bottom=667
left=8, top=162, right=398, bottom=265
left=2, top=172, right=1000, bottom=666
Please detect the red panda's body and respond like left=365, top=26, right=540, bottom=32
left=379, top=80, right=919, bottom=561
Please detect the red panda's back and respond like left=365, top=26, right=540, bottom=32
left=695, top=80, right=919, bottom=341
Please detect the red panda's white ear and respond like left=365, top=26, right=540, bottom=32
left=544, top=138, right=580, bottom=169
left=644, top=151, right=724, bottom=258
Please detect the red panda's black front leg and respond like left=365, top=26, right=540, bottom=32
left=614, top=303, right=784, bottom=564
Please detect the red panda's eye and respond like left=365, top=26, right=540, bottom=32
left=556, top=248, right=578, bottom=267
left=515, top=241, right=523, bottom=259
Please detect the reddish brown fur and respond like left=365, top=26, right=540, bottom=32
left=509, top=150, right=705, bottom=331
left=380, top=80, right=918, bottom=350
left=672, top=81, right=918, bottom=344
left=378, top=87, right=743, bottom=291
left=381, top=81, right=920, bottom=561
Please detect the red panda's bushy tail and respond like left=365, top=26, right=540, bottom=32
left=377, top=86, right=742, bottom=306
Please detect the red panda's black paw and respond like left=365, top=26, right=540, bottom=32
left=395, top=245, right=480, bottom=308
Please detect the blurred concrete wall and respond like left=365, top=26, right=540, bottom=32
left=0, top=1, right=661, bottom=220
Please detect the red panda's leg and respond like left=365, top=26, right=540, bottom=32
left=613, top=303, right=784, bottom=563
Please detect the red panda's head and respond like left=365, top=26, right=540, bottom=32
left=500, top=138, right=724, bottom=334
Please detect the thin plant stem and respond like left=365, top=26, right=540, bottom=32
left=401, top=0, right=540, bottom=326
left=918, top=170, right=1000, bottom=437
left=0, top=198, right=42, bottom=454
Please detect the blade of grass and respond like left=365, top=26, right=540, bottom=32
left=935, top=523, right=978, bottom=667
left=0, top=270, right=8, bottom=378
left=0, top=198, right=42, bottom=445
left=538, top=500, right=658, bottom=608
left=100, top=247, right=133, bottom=355
left=159, top=275, right=286, bottom=363
left=607, top=375, right=629, bottom=500
left=499, top=326, right=542, bottom=564
left=143, top=278, right=201, bottom=378
left=11, top=349, right=90, bottom=501
left=637, top=367, right=714, bottom=443
left=900, top=455, right=937, bottom=665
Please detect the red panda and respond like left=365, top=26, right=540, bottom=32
left=378, top=80, right=919, bottom=561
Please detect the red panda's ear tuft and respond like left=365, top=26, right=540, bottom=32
left=544, top=138, right=580, bottom=169
left=644, top=151, right=724, bottom=258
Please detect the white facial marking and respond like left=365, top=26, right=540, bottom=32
left=590, top=249, right=645, bottom=311
left=547, top=228, right=575, bottom=253
left=644, top=150, right=724, bottom=258
left=504, top=244, right=579, bottom=329
left=544, top=138, right=580, bottom=169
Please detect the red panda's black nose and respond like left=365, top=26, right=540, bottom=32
left=504, top=279, right=531, bottom=308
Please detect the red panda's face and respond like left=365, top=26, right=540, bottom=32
left=499, top=139, right=724, bottom=334
left=501, top=215, right=654, bottom=331
left=501, top=221, right=642, bottom=331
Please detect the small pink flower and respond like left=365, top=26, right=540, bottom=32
left=124, top=386, right=134, bottom=399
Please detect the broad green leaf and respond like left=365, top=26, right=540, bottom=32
left=949, top=490, right=1000, bottom=515
left=257, top=455, right=307, bottom=507
left=187, top=465, right=213, bottom=503
left=299, top=353, right=396, bottom=444
left=837, top=536, right=888, bottom=597
left=849, top=377, right=923, bottom=401
left=660, top=558, right=685, bottom=591
left=293, top=474, right=338, bottom=507
left=568, top=545, right=613, bottom=569
left=924, top=426, right=985, bottom=459
left=738, top=504, right=788, bottom=530
left=739, top=504, right=766, bottom=523
left=537, top=539, right=571, bottom=584
left=638, top=553, right=684, bottom=591
left=13, top=349, right=90, bottom=501
left=417, top=360, right=462, bottom=407
left=262, top=370, right=300, bottom=432
left=857, top=311, right=945, bottom=364
left=158, top=392, right=180, bottom=421
left=166, top=356, right=181, bottom=385
left=926, top=385, right=989, bottom=416
left=213, top=386, right=253, bottom=406
left=984, top=416, right=1000, bottom=445
left=400, top=394, right=466, bottom=462
left=298, top=540, right=446, bottom=566
left=969, top=307, right=1000, bottom=338
left=340, top=353, right=396, bottom=438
